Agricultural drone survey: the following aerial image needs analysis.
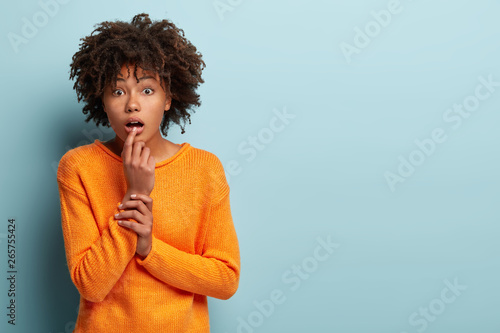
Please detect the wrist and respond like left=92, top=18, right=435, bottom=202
left=138, top=244, right=152, bottom=259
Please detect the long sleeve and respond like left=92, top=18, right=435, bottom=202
left=135, top=189, right=240, bottom=300
left=57, top=179, right=138, bottom=302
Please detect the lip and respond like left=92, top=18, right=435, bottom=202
left=124, top=117, right=145, bottom=134
left=124, top=124, right=144, bottom=134
left=126, top=117, right=144, bottom=125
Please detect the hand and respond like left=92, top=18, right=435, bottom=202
left=121, top=127, right=155, bottom=196
left=115, top=193, right=154, bottom=258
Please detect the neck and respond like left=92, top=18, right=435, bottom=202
left=109, top=133, right=168, bottom=161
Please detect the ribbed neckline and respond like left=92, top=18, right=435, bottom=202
left=94, top=139, right=191, bottom=168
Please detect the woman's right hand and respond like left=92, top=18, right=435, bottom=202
left=121, top=127, right=156, bottom=197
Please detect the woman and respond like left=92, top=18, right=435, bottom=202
left=57, top=13, right=240, bottom=332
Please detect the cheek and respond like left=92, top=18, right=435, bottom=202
left=103, top=102, right=117, bottom=125
left=106, top=113, right=115, bottom=127
left=155, top=112, right=166, bottom=126
left=104, top=110, right=121, bottom=134
left=109, top=117, right=122, bottom=132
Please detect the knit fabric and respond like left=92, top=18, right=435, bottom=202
left=56, top=139, right=240, bottom=333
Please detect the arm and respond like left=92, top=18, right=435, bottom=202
left=135, top=190, right=240, bottom=300
left=57, top=180, right=138, bottom=302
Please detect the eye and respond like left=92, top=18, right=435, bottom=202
left=112, top=89, right=124, bottom=96
left=143, top=88, right=154, bottom=95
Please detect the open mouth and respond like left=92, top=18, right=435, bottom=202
left=124, top=120, right=145, bottom=134
left=126, top=121, right=144, bottom=128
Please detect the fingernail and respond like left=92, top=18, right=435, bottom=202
left=118, top=204, right=123, bottom=208
left=130, top=194, right=137, bottom=198
left=115, top=214, right=119, bottom=218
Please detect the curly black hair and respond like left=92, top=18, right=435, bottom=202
left=69, top=13, right=205, bottom=135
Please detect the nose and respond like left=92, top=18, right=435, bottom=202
left=126, top=92, right=140, bottom=112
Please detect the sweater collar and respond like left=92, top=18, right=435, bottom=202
left=93, top=139, right=191, bottom=168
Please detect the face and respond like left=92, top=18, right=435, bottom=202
left=102, top=63, right=171, bottom=146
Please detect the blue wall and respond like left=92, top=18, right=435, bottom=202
left=1, top=0, right=500, bottom=332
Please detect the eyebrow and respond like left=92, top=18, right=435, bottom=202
left=115, top=75, right=157, bottom=82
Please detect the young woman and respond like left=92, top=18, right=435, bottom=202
left=57, top=13, right=240, bottom=332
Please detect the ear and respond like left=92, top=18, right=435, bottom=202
left=164, top=95, right=172, bottom=111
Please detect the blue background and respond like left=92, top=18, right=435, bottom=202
left=1, top=0, right=500, bottom=332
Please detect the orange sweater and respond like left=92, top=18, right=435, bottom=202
left=56, top=139, right=240, bottom=333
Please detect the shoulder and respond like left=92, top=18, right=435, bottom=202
left=189, top=146, right=225, bottom=172
left=191, top=146, right=222, bottom=166
left=57, top=141, right=101, bottom=184
left=187, top=145, right=229, bottom=199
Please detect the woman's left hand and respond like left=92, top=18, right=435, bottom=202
left=115, top=194, right=153, bottom=259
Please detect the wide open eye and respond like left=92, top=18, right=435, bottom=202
left=112, top=89, right=124, bottom=96
left=143, top=88, right=154, bottom=95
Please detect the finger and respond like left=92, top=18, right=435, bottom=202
left=118, top=218, right=151, bottom=237
left=130, top=193, right=153, bottom=212
left=116, top=210, right=145, bottom=224
left=117, top=219, right=139, bottom=232
left=140, top=146, right=151, bottom=169
left=148, top=155, right=155, bottom=173
left=132, top=141, right=146, bottom=166
left=119, top=198, right=150, bottom=216
left=122, top=127, right=137, bottom=162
